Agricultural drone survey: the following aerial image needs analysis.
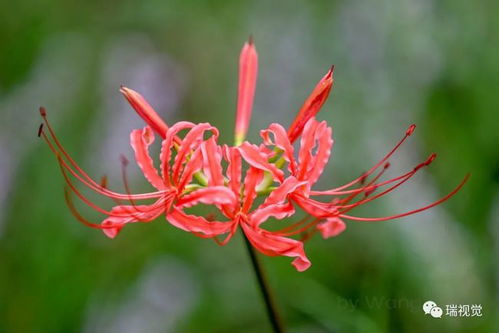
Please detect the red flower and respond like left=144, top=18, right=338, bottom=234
left=39, top=38, right=468, bottom=272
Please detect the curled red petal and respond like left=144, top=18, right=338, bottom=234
left=242, top=167, right=264, bottom=213
left=260, top=123, right=296, bottom=174
left=177, top=186, right=237, bottom=208
left=177, top=148, right=204, bottom=191
left=292, top=194, right=337, bottom=218
left=297, top=118, right=320, bottom=179
left=317, top=217, right=346, bottom=239
left=238, top=142, right=284, bottom=183
left=172, top=123, right=218, bottom=184
left=241, top=223, right=311, bottom=272
left=250, top=202, right=295, bottom=227
left=263, top=176, right=307, bottom=206
left=201, top=136, right=224, bottom=186
left=130, top=127, right=165, bottom=190
left=224, top=145, right=242, bottom=197
left=167, top=207, right=233, bottom=236
left=101, top=203, right=163, bottom=238
left=160, top=121, right=196, bottom=183
left=306, top=122, right=333, bottom=185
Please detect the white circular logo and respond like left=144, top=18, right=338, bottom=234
left=430, top=306, right=443, bottom=318
left=423, top=300, right=437, bottom=315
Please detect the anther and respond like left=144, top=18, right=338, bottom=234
left=384, top=162, right=391, bottom=169
left=39, top=106, right=47, bottom=117
left=359, top=172, right=368, bottom=185
left=37, top=124, right=44, bottom=137
left=100, top=175, right=108, bottom=188
left=364, top=185, right=378, bottom=197
left=120, top=154, right=129, bottom=166
left=424, top=153, right=437, bottom=166
left=406, top=124, right=416, bottom=136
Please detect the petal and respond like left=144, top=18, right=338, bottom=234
left=307, top=122, right=333, bottom=185
left=297, top=118, right=319, bottom=179
left=177, top=186, right=237, bottom=208
left=292, top=194, right=337, bottom=218
left=130, top=127, right=165, bottom=191
left=242, top=167, right=264, bottom=213
left=235, top=39, right=258, bottom=145
left=260, top=123, right=296, bottom=174
left=101, top=203, right=163, bottom=238
left=238, top=142, right=284, bottom=182
left=160, top=121, right=196, bottom=183
left=101, top=220, right=123, bottom=239
left=201, top=136, right=224, bottom=186
left=317, top=217, right=346, bottom=239
left=172, top=123, right=218, bottom=184
left=224, top=146, right=242, bottom=196
left=241, top=223, right=311, bottom=272
left=287, top=67, right=334, bottom=143
left=177, top=148, right=204, bottom=190
left=120, top=87, right=169, bottom=138
left=250, top=202, right=295, bottom=227
left=263, top=176, right=307, bottom=206
left=167, top=207, right=233, bottom=236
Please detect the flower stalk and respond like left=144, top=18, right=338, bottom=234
left=242, top=232, right=284, bottom=333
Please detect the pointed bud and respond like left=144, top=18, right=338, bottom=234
left=287, top=66, right=334, bottom=143
left=234, top=38, right=258, bottom=146
left=120, top=86, right=169, bottom=139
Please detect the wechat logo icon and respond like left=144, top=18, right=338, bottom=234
left=423, top=300, right=443, bottom=318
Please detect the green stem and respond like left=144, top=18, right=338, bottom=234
left=242, top=232, right=285, bottom=333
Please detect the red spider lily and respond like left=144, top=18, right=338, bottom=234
left=39, top=38, right=468, bottom=272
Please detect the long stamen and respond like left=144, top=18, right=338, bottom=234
left=328, top=124, right=416, bottom=192
left=58, top=154, right=165, bottom=222
left=63, top=187, right=115, bottom=230
left=339, top=174, right=470, bottom=222
left=335, top=161, right=390, bottom=205
left=311, top=170, right=407, bottom=196
left=57, top=155, right=130, bottom=216
left=39, top=109, right=163, bottom=200
left=274, top=214, right=315, bottom=235
left=275, top=217, right=321, bottom=237
left=119, top=155, right=147, bottom=213
left=337, top=154, right=436, bottom=212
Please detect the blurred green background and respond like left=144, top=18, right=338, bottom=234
left=0, top=0, right=497, bottom=332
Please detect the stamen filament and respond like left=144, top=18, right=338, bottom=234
left=339, top=174, right=470, bottom=222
